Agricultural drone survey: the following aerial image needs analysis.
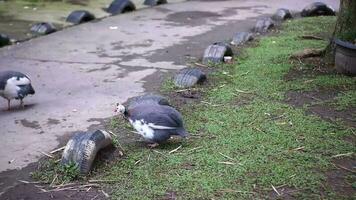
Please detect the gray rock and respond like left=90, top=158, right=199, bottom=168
left=174, top=68, right=207, bottom=88
left=66, top=10, right=95, bottom=24
left=254, top=18, right=275, bottom=33
left=231, top=32, right=254, bottom=46
left=144, top=0, right=167, bottom=6
left=30, top=23, right=57, bottom=35
left=301, top=2, right=335, bottom=17
left=106, top=0, right=136, bottom=15
left=202, top=42, right=233, bottom=65
left=272, top=8, right=293, bottom=21
left=61, top=130, right=112, bottom=174
left=0, top=34, right=10, bottom=47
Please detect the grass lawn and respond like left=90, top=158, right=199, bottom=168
left=33, top=16, right=355, bottom=199
left=96, top=16, right=356, bottom=199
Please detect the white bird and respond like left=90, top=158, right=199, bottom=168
left=0, top=71, right=35, bottom=110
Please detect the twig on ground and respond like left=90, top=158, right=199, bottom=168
left=253, top=127, right=265, bottom=133
left=38, top=151, right=54, bottom=158
left=300, top=35, right=324, bottom=40
left=134, top=160, right=141, bottom=165
left=42, top=184, right=99, bottom=193
left=18, top=180, right=43, bottom=184
left=219, top=152, right=235, bottom=161
left=50, top=174, right=58, bottom=186
left=194, top=62, right=208, bottom=67
left=108, top=131, right=116, bottom=136
left=290, top=48, right=324, bottom=59
left=331, top=152, right=353, bottom=158
left=219, top=189, right=255, bottom=194
left=218, top=161, right=236, bottom=165
left=169, top=145, right=182, bottom=154
left=101, top=190, right=110, bottom=198
left=51, top=182, right=77, bottom=188
left=50, top=146, right=65, bottom=154
left=271, top=184, right=281, bottom=196
left=186, top=146, right=202, bottom=152
left=90, top=195, right=99, bottom=200
left=88, top=180, right=120, bottom=183
left=334, top=164, right=355, bottom=173
left=239, top=71, right=250, bottom=76
left=291, top=146, right=305, bottom=151
left=234, top=89, right=252, bottom=94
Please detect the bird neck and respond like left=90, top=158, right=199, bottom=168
left=123, top=108, right=129, bottom=118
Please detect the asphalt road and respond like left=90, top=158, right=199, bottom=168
left=0, top=0, right=339, bottom=194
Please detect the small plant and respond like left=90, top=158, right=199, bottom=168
left=31, top=159, right=81, bottom=185
left=59, top=161, right=80, bottom=182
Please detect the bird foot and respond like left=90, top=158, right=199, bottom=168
left=147, top=143, right=159, bottom=148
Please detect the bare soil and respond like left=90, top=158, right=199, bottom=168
left=284, top=56, right=356, bottom=199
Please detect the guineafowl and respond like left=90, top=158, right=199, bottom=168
left=0, top=71, right=35, bottom=110
left=115, top=103, right=188, bottom=147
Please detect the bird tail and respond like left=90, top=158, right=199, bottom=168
left=28, top=84, right=35, bottom=95
left=176, top=128, right=189, bottom=138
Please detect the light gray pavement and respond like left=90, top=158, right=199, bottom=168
left=0, top=0, right=338, bottom=175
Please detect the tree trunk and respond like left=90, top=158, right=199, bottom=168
left=324, top=0, right=356, bottom=60
left=333, top=0, right=356, bottom=42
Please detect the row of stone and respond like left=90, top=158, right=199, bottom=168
left=172, top=2, right=336, bottom=88
left=0, top=0, right=167, bottom=46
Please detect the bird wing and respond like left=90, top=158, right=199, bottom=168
left=129, top=106, right=183, bottom=129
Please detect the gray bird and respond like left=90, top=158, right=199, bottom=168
left=0, top=71, right=35, bottom=110
left=115, top=103, right=189, bottom=148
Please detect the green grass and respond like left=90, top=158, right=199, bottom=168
left=95, top=16, right=356, bottom=199
left=93, top=16, right=356, bottom=199
left=31, top=16, right=355, bottom=199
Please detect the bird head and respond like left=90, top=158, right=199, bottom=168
left=114, top=103, right=126, bottom=115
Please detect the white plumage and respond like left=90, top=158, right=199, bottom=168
left=0, top=71, right=35, bottom=110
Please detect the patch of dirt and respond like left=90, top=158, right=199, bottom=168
left=0, top=183, right=106, bottom=200
left=285, top=87, right=356, bottom=127
left=307, top=105, right=356, bottom=127
left=285, top=88, right=340, bottom=107
left=161, top=190, right=178, bottom=200
left=284, top=57, right=336, bottom=81
left=267, top=186, right=301, bottom=200
left=325, top=158, right=356, bottom=199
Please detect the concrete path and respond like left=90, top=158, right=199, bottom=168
left=0, top=0, right=338, bottom=181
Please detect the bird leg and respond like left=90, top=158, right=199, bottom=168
left=147, top=143, right=159, bottom=148
left=7, top=99, right=11, bottom=110
left=20, top=99, right=24, bottom=109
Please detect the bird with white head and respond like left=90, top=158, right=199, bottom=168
left=114, top=98, right=189, bottom=148
left=0, top=71, right=35, bottom=110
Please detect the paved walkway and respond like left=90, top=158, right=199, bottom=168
left=0, top=0, right=338, bottom=178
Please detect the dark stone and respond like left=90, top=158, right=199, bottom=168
left=30, top=22, right=57, bottom=35
left=66, top=10, right=95, bottom=24
left=144, top=0, right=167, bottom=6
left=0, top=34, right=10, bottom=47
left=254, top=17, right=275, bottom=33
left=61, top=130, right=112, bottom=174
left=334, top=39, right=356, bottom=76
left=202, top=42, right=233, bottom=65
left=301, top=2, right=335, bottom=17
left=231, top=32, right=254, bottom=46
left=272, top=8, right=293, bottom=21
left=106, top=0, right=136, bottom=15
left=174, top=68, right=207, bottom=88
